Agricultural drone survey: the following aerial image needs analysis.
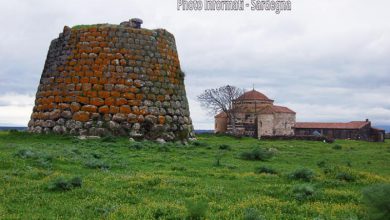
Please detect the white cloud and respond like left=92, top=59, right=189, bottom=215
left=0, top=93, right=34, bottom=126
left=0, top=93, right=35, bottom=107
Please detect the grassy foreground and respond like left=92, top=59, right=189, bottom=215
left=0, top=131, right=389, bottom=219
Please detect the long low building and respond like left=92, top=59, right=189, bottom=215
left=294, top=120, right=385, bottom=142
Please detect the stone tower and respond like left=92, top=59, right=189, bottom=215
left=28, top=19, right=193, bottom=141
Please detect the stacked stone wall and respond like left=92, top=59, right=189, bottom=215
left=28, top=22, right=193, bottom=141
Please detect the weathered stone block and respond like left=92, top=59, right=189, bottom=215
left=113, top=113, right=127, bottom=122
left=81, top=105, right=98, bottom=113
left=73, top=111, right=90, bottom=122
left=90, top=98, right=104, bottom=106
left=98, top=105, right=110, bottom=114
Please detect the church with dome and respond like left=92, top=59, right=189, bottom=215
left=214, top=89, right=296, bottom=138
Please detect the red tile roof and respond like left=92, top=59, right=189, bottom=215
left=272, top=105, right=296, bottom=114
left=236, top=90, right=273, bottom=101
left=294, top=121, right=370, bottom=130
left=259, top=105, right=295, bottom=114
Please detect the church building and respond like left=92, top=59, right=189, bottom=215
left=214, top=89, right=296, bottom=138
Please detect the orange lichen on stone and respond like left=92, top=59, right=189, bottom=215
left=122, top=93, right=135, bottom=99
left=81, top=105, right=98, bottom=113
left=110, top=91, right=120, bottom=97
left=70, top=102, right=81, bottom=112
left=90, top=98, right=104, bottom=106
left=98, top=91, right=110, bottom=99
left=80, top=77, right=89, bottom=83
left=86, top=91, right=97, bottom=98
left=158, top=116, right=165, bottom=124
left=76, top=96, right=89, bottom=104
left=157, top=95, right=165, bottom=102
left=98, top=105, right=110, bottom=114
left=109, top=106, right=119, bottom=114
left=104, top=97, right=115, bottom=106
left=54, top=96, right=63, bottom=103
left=73, top=111, right=90, bottom=122
left=116, top=98, right=127, bottom=106
left=136, top=94, right=144, bottom=100
left=128, top=100, right=141, bottom=106
left=58, top=103, right=70, bottom=110
left=120, top=105, right=132, bottom=114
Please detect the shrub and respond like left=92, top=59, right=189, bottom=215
left=213, top=151, right=225, bottom=167
left=219, top=144, right=231, bottom=150
left=243, top=208, right=265, bottom=220
left=292, top=184, right=316, bottom=201
left=336, top=172, right=356, bottom=182
left=15, top=149, right=35, bottom=159
left=48, top=176, right=82, bottom=191
left=185, top=200, right=208, bottom=220
left=85, top=160, right=110, bottom=170
left=332, top=144, right=342, bottom=150
left=171, top=166, right=187, bottom=171
left=48, top=177, right=71, bottom=191
left=255, top=166, right=278, bottom=175
left=15, top=149, right=53, bottom=169
left=158, top=145, right=170, bottom=152
left=95, top=204, right=116, bottom=218
left=130, top=143, right=143, bottom=150
left=69, top=177, right=83, bottom=188
left=289, top=168, right=315, bottom=181
left=154, top=208, right=167, bottom=219
left=362, top=184, right=390, bottom=220
left=191, top=141, right=208, bottom=147
left=240, top=148, right=275, bottom=161
left=36, top=158, right=52, bottom=169
left=317, top=160, right=326, bottom=168
left=146, top=177, right=161, bottom=187
left=101, top=135, right=117, bottom=143
left=91, top=152, right=102, bottom=159
left=227, top=164, right=238, bottom=170
left=321, top=165, right=357, bottom=182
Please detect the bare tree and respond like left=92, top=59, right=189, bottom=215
left=197, top=85, right=244, bottom=133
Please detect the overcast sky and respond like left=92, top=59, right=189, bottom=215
left=0, top=0, right=389, bottom=129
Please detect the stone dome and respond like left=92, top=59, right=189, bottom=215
left=235, top=90, right=273, bottom=101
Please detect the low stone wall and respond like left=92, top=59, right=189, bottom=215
left=28, top=21, right=193, bottom=141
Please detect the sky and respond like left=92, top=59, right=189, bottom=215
left=0, top=0, right=389, bottom=129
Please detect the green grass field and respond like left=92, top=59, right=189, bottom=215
left=0, top=131, right=389, bottom=219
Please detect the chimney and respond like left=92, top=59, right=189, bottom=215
left=366, top=119, right=369, bottom=122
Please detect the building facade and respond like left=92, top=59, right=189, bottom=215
left=214, top=90, right=296, bottom=138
